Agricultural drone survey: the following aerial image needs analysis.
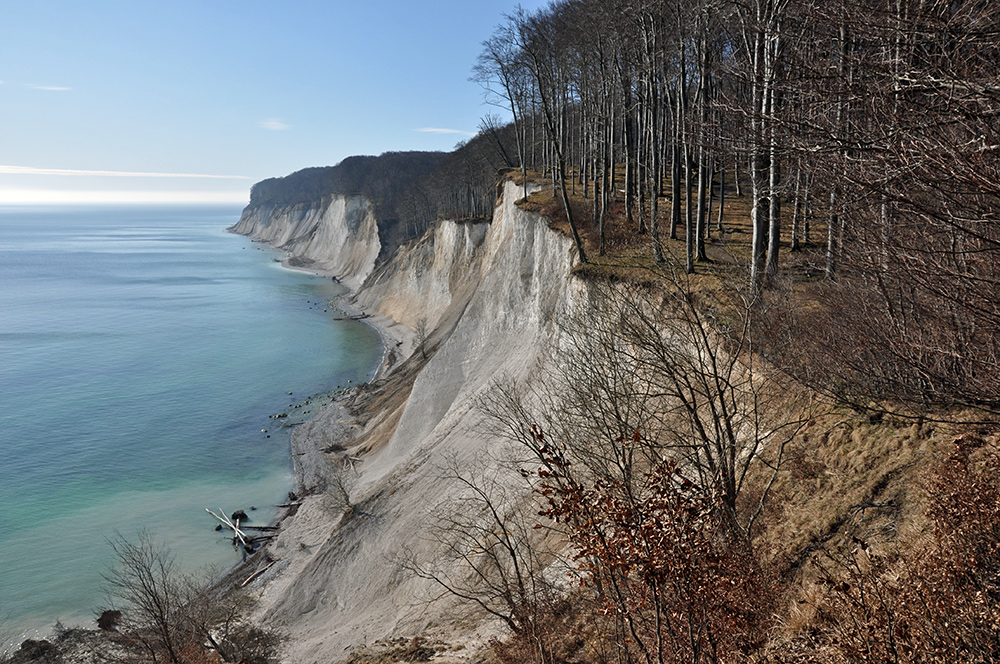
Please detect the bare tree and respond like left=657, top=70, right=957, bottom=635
left=103, top=532, right=190, bottom=664
left=475, top=273, right=801, bottom=662
left=474, top=20, right=532, bottom=195
left=514, top=6, right=589, bottom=263
left=403, top=458, right=564, bottom=664
left=483, top=273, right=811, bottom=539
left=102, top=532, right=282, bottom=664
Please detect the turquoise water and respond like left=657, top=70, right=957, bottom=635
left=0, top=206, right=382, bottom=646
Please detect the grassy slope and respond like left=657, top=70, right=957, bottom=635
left=506, top=167, right=992, bottom=655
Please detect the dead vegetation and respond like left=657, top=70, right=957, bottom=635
left=414, top=165, right=1000, bottom=664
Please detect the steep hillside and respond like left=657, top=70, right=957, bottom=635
left=229, top=160, right=995, bottom=664
left=233, top=180, right=582, bottom=662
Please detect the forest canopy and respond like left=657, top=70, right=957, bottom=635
left=466, top=0, right=1000, bottom=413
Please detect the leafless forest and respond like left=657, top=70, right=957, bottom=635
left=446, top=2, right=1000, bottom=663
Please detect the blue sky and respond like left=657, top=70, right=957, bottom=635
left=0, top=1, right=546, bottom=204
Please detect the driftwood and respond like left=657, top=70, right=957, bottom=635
left=241, top=560, right=278, bottom=588
left=207, top=507, right=280, bottom=563
left=249, top=534, right=276, bottom=543
left=206, top=508, right=249, bottom=546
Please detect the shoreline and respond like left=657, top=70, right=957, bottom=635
left=3, top=223, right=353, bottom=656
left=217, top=244, right=413, bottom=568
left=273, top=253, right=411, bottom=496
left=198, top=241, right=421, bottom=635
left=194, top=242, right=401, bottom=612
left=274, top=252, right=413, bottom=383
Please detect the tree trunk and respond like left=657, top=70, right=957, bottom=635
left=696, top=146, right=708, bottom=262
left=671, top=88, right=682, bottom=240
left=716, top=161, right=726, bottom=234
left=802, top=169, right=811, bottom=244
left=734, top=153, right=743, bottom=197
left=623, top=82, right=638, bottom=231
left=825, top=23, right=849, bottom=280
left=695, top=28, right=710, bottom=262
left=790, top=165, right=802, bottom=252
left=749, top=17, right=768, bottom=293
left=764, top=30, right=782, bottom=280
left=646, top=26, right=664, bottom=264
left=685, top=144, right=695, bottom=274
left=826, top=189, right=839, bottom=278
left=706, top=157, right=715, bottom=242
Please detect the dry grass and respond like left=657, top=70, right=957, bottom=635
left=758, top=414, right=936, bottom=578
left=515, top=167, right=830, bottom=303
left=508, top=168, right=999, bottom=654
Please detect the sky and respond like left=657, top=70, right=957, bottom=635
left=0, top=1, right=548, bottom=205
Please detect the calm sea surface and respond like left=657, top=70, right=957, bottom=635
left=0, top=205, right=382, bottom=646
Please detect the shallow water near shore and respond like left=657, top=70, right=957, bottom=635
left=0, top=205, right=382, bottom=647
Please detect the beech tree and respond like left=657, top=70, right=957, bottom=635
left=534, top=449, right=773, bottom=664
left=469, top=0, right=999, bottom=414
left=762, top=0, right=1000, bottom=413
left=482, top=274, right=810, bottom=548
left=473, top=19, right=532, bottom=194
left=514, top=6, right=590, bottom=263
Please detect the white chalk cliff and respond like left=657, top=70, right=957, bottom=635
left=231, top=180, right=581, bottom=664
left=230, top=196, right=381, bottom=291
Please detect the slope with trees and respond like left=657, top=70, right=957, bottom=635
left=428, top=2, right=1000, bottom=662
left=471, top=0, right=1000, bottom=414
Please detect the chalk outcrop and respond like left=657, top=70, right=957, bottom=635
left=232, top=179, right=580, bottom=663
left=229, top=196, right=381, bottom=291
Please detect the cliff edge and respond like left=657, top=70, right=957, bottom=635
left=232, top=178, right=581, bottom=663
left=230, top=194, right=381, bottom=291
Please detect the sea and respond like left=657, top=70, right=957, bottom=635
left=0, top=205, right=383, bottom=648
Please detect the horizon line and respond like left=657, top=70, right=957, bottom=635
left=0, top=165, right=252, bottom=179
left=0, top=188, right=250, bottom=205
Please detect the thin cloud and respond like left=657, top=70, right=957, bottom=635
left=416, top=127, right=476, bottom=136
left=0, top=165, right=251, bottom=180
left=27, top=84, right=71, bottom=91
left=259, top=118, right=290, bottom=131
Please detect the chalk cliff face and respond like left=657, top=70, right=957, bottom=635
left=351, top=180, right=580, bottom=487
left=229, top=196, right=381, bottom=291
left=353, top=218, right=489, bottom=335
left=238, top=179, right=582, bottom=663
